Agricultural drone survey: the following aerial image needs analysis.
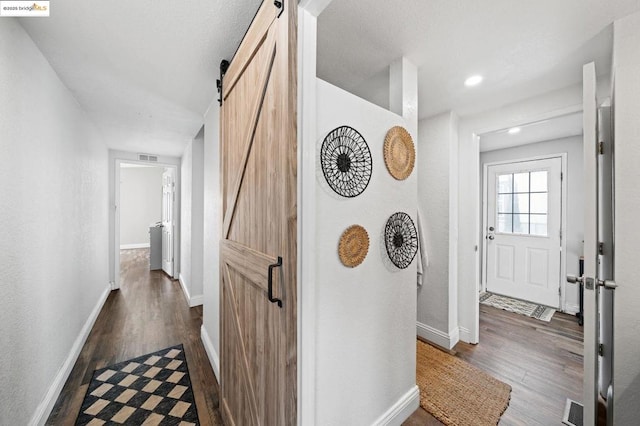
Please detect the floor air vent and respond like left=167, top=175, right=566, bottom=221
left=138, top=153, right=158, bottom=162
left=562, top=398, right=583, bottom=426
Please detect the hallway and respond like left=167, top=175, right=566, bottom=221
left=47, top=249, right=221, bottom=425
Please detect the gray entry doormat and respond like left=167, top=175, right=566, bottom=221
left=76, top=344, right=199, bottom=425
left=480, top=292, right=556, bottom=322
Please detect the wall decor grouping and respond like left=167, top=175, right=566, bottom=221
left=384, top=126, right=415, bottom=180
left=338, top=225, right=370, bottom=267
left=384, top=212, right=418, bottom=269
left=321, top=126, right=373, bottom=198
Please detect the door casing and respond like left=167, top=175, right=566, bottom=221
left=113, top=159, right=180, bottom=289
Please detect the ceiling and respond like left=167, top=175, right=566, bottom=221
left=20, top=0, right=261, bottom=157
left=17, top=1, right=640, bottom=158
left=318, top=0, right=640, bottom=119
left=479, top=112, right=583, bottom=152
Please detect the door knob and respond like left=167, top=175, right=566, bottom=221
left=598, top=279, right=617, bottom=289
left=567, top=274, right=583, bottom=284
left=487, top=226, right=495, bottom=240
left=567, top=275, right=617, bottom=289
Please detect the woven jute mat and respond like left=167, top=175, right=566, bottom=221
left=417, top=340, right=511, bottom=425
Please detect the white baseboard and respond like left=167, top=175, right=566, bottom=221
left=372, top=385, right=420, bottom=426
left=417, top=322, right=459, bottom=350
left=29, top=284, right=111, bottom=426
left=178, top=274, right=203, bottom=307
left=458, top=326, right=475, bottom=344
left=189, top=294, right=203, bottom=307
left=449, top=327, right=460, bottom=347
left=201, top=325, right=220, bottom=382
left=563, top=303, right=580, bottom=314
left=120, top=243, right=150, bottom=250
left=178, top=273, right=191, bottom=304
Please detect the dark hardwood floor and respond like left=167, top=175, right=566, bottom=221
left=48, top=249, right=583, bottom=425
left=47, top=249, right=222, bottom=425
left=405, top=304, right=584, bottom=426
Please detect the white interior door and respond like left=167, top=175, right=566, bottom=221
left=161, top=168, right=174, bottom=276
left=597, top=105, right=614, bottom=405
left=485, top=157, right=562, bottom=307
left=580, top=62, right=617, bottom=426
left=581, top=61, right=599, bottom=426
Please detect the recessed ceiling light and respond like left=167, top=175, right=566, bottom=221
left=508, top=127, right=521, bottom=135
left=464, top=75, right=483, bottom=87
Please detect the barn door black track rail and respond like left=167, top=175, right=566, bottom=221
left=217, top=59, right=230, bottom=106
left=217, top=0, right=283, bottom=106
left=275, top=0, right=284, bottom=17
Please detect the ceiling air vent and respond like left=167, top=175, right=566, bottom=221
left=138, top=153, right=158, bottom=162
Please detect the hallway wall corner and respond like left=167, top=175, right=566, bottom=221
left=201, top=325, right=220, bottom=382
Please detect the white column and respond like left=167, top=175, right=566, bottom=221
left=389, top=57, right=418, bottom=138
left=298, top=0, right=334, bottom=17
left=297, top=6, right=318, bottom=426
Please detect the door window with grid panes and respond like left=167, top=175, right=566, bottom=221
left=496, top=170, right=548, bottom=236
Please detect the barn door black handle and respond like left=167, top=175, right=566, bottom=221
left=268, top=256, right=283, bottom=308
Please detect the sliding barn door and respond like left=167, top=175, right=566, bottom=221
left=219, top=1, right=297, bottom=425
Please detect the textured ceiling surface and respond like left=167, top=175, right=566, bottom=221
left=318, top=0, right=640, bottom=119
left=20, top=0, right=261, bottom=156
left=479, top=112, right=583, bottom=152
left=18, top=1, right=640, bottom=156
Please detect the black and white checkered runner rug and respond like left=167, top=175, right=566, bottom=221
left=76, top=344, right=199, bottom=425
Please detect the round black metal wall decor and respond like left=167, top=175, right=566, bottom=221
left=320, top=126, right=372, bottom=198
left=384, top=212, right=418, bottom=269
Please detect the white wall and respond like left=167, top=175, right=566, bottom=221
left=457, top=80, right=610, bottom=343
left=119, top=166, right=163, bottom=247
left=479, top=136, right=584, bottom=312
left=315, top=78, right=418, bottom=425
left=417, top=111, right=460, bottom=349
left=108, top=150, right=181, bottom=287
left=612, top=10, right=640, bottom=424
left=351, top=68, right=390, bottom=111
left=179, top=128, right=205, bottom=307
left=201, top=101, right=221, bottom=380
left=0, top=19, right=110, bottom=425
left=181, top=141, right=193, bottom=298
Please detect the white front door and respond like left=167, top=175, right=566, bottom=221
left=161, top=169, right=174, bottom=276
left=485, top=157, right=562, bottom=307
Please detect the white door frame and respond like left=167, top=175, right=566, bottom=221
left=481, top=153, right=568, bottom=309
left=459, top=106, right=582, bottom=345
left=113, top=159, right=180, bottom=290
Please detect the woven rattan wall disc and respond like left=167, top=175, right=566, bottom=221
left=384, top=126, right=415, bottom=180
left=338, top=225, right=370, bottom=267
